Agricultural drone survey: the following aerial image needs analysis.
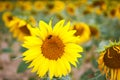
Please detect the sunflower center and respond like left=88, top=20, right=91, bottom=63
left=41, top=35, right=65, bottom=60
left=110, top=9, right=116, bottom=17
left=19, top=25, right=31, bottom=36
left=89, top=26, right=98, bottom=37
left=103, top=45, right=120, bottom=69
left=73, top=25, right=84, bottom=36
left=46, top=3, right=54, bottom=10
left=8, top=16, right=13, bottom=21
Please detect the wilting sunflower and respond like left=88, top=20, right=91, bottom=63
left=98, top=41, right=120, bottom=80
left=71, top=22, right=91, bottom=44
left=22, top=20, right=83, bottom=79
left=9, top=18, right=32, bottom=41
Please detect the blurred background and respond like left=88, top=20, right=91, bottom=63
left=0, top=0, right=120, bottom=80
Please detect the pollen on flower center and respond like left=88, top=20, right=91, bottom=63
left=19, top=25, right=31, bottom=35
left=41, top=35, right=65, bottom=60
left=103, top=45, right=120, bottom=68
left=73, top=25, right=84, bottom=36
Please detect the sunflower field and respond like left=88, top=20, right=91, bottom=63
left=0, top=0, right=120, bottom=80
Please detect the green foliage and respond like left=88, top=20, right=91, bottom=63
left=17, top=60, right=29, bottom=73
left=80, top=69, right=94, bottom=80
left=2, top=48, right=12, bottom=53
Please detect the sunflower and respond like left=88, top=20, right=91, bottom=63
left=9, top=18, right=32, bottom=41
left=46, top=1, right=65, bottom=14
left=17, top=1, right=32, bottom=11
left=28, top=16, right=37, bottom=27
left=83, top=5, right=94, bottom=15
left=22, top=20, right=83, bottom=79
left=2, top=12, right=16, bottom=27
left=89, top=25, right=100, bottom=38
left=71, top=22, right=91, bottom=44
left=0, top=2, right=5, bottom=12
left=4, top=1, right=13, bottom=11
left=98, top=41, right=120, bottom=80
left=108, top=8, right=118, bottom=18
left=33, top=1, right=45, bottom=11
left=66, top=3, right=76, bottom=16
left=116, top=5, right=120, bottom=19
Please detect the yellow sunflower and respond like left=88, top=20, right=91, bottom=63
left=116, top=5, right=120, bottom=19
left=46, top=1, right=65, bottom=14
left=71, top=22, right=91, bottom=44
left=0, top=2, right=5, bottom=12
left=28, top=16, right=37, bottom=27
left=4, top=1, right=13, bottom=11
left=108, top=8, right=118, bottom=18
left=98, top=41, right=120, bottom=80
left=66, top=3, right=76, bottom=16
left=89, top=25, right=100, bottom=38
left=22, top=20, right=83, bottom=79
left=33, top=1, right=45, bottom=11
left=17, top=1, right=32, bottom=11
left=9, top=18, right=32, bottom=41
left=2, top=12, right=16, bottom=27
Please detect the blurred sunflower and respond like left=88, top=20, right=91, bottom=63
left=22, top=20, right=83, bottom=79
left=46, top=1, right=65, bottom=14
left=17, top=1, right=32, bottom=11
left=2, top=12, right=16, bottom=27
left=66, top=3, right=76, bottom=16
left=92, top=1, right=106, bottom=15
left=83, top=5, right=94, bottom=15
left=9, top=18, right=32, bottom=41
left=108, top=8, right=117, bottom=18
left=98, top=41, right=120, bottom=80
left=71, top=22, right=91, bottom=44
left=33, top=1, right=45, bottom=11
left=116, top=5, right=120, bottom=19
left=89, top=25, right=100, bottom=38
left=0, top=2, right=5, bottom=12
left=28, top=16, right=37, bottom=27
left=4, top=1, right=13, bottom=11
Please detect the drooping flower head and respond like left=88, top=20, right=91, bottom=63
left=98, top=41, right=120, bottom=80
left=22, top=20, right=83, bottom=79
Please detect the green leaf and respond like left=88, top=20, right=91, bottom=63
left=2, top=48, right=12, bottom=53
left=20, top=47, right=28, bottom=52
left=80, top=69, right=94, bottom=80
left=17, top=61, right=29, bottom=73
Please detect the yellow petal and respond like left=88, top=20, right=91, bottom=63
left=61, top=56, right=71, bottom=73
left=49, top=60, right=56, bottom=79
left=65, top=43, right=83, bottom=52
left=23, top=36, right=42, bottom=49
left=39, top=21, right=52, bottom=34
left=117, top=69, right=120, bottom=80
left=53, top=20, right=65, bottom=35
